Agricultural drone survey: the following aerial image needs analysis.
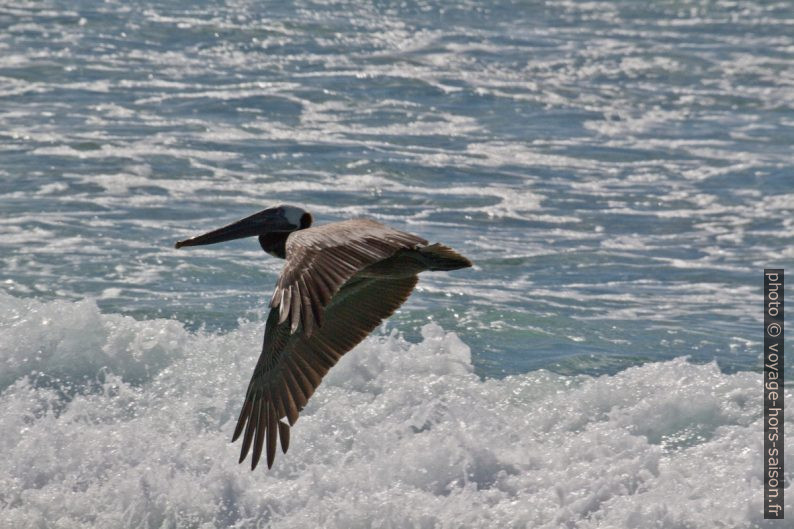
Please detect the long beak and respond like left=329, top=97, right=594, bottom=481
left=175, top=207, right=293, bottom=249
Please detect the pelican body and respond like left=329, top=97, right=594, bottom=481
left=175, top=205, right=471, bottom=470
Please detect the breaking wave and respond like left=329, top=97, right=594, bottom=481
left=0, top=293, right=787, bottom=528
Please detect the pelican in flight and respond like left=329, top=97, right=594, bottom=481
left=175, top=205, right=471, bottom=470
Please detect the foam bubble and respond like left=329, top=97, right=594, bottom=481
left=0, top=294, right=788, bottom=528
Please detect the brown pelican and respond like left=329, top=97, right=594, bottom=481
left=175, top=205, right=471, bottom=470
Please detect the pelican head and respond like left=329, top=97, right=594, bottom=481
left=175, top=205, right=313, bottom=258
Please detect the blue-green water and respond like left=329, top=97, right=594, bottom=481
left=1, top=2, right=792, bottom=527
left=2, top=1, right=793, bottom=377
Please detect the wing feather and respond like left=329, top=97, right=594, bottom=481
left=266, top=403, right=277, bottom=469
left=281, top=380, right=300, bottom=425
left=289, top=285, right=302, bottom=334
left=238, top=399, right=258, bottom=464
left=251, top=400, right=267, bottom=469
left=278, top=421, right=290, bottom=454
left=231, top=399, right=251, bottom=442
left=283, top=364, right=308, bottom=408
left=298, top=278, right=314, bottom=336
left=279, top=287, right=291, bottom=324
left=233, top=273, right=419, bottom=469
left=269, top=219, right=426, bottom=337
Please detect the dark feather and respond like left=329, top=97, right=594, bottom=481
left=251, top=399, right=267, bottom=470
left=266, top=403, right=277, bottom=469
left=278, top=420, right=290, bottom=454
left=239, top=399, right=258, bottom=464
left=231, top=399, right=252, bottom=442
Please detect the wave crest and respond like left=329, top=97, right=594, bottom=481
left=0, top=294, right=787, bottom=528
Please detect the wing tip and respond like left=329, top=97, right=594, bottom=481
left=421, top=243, right=473, bottom=271
left=233, top=397, right=293, bottom=471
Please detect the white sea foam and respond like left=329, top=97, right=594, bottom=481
left=0, top=293, right=788, bottom=528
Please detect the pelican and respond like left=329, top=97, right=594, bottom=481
left=175, top=205, right=471, bottom=470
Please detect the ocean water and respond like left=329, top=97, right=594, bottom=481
left=1, top=1, right=792, bottom=527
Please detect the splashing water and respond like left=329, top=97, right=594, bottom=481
left=0, top=294, right=788, bottom=528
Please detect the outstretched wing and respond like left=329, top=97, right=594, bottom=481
left=270, top=219, right=426, bottom=336
left=233, top=273, right=419, bottom=470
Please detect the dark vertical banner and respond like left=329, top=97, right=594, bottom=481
left=765, top=269, right=784, bottom=519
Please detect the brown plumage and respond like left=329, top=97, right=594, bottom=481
left=175, top=205, right=472, bottom=470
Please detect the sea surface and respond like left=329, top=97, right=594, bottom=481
left=1, top=1, right=792, bottom=527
